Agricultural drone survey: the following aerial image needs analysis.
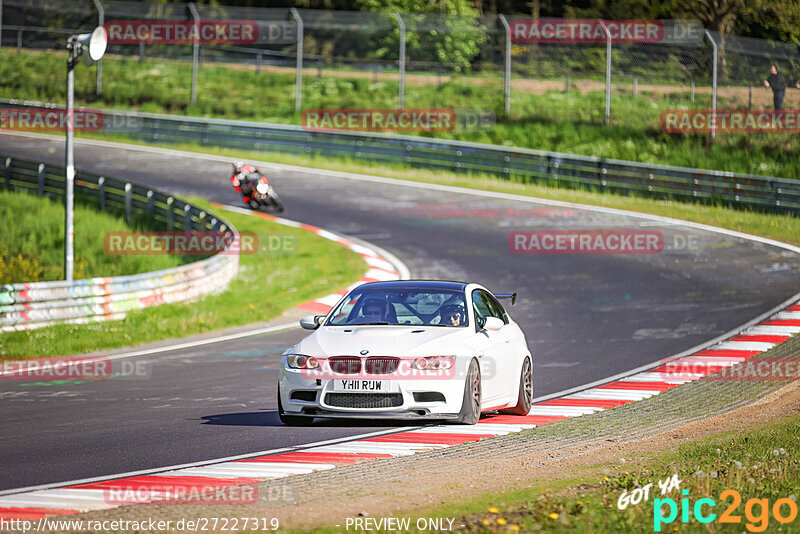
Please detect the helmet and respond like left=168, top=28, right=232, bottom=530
left=441, top=304, right=465, bottom=316
left=440, top=304, right=465, bottom=322
left=233, top=161, right=244, bottom=171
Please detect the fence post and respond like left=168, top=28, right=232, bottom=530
left=92, top=0, right=104, bottom=95
left=167, top=196, right=174, bottom=230
left=188, top=2, right=200, bottom=106
left=498, top=14, right=511, bottom=115
left=0, top=0, right=3, bottom=63
left=96, top=176, right=106, bottom=210
left=124, top=183, right=132, bottom=223
left=599, top=20, right=611, bottom=125
left=633, top=76, right=638, bottom=98
left=256, top=51, right=262, bottom=74
left=704, top=30, right=718, bottom=140
left=184, top=204, right=192, bottom=231
left=147, top=190, right=154, bottom=218
left=17, top=29, right=21, bottom=54
left=5, top=157, right=11, bottom=189
left=691, top=80, right=695, bottom=102
left=139, top=41, right=144, bottom=62
left=748, top=84, right=752, bottom=110
left=290, top=8, right=303, bottom=112
left=38, top=163, right=45, bottom=196
left=394, top=12, right=406, bottom=110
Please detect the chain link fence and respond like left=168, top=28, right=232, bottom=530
left=2, top=1, right=800, bottom=129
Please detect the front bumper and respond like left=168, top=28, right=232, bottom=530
left=278, top=366, right=467, bottom=419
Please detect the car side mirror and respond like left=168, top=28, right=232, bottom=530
left=300, top=314, right=324, bottom=330
left=483, top=317, right=504, bottom=331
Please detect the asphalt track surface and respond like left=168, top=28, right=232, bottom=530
left=1, top=133, right=799, bottom=492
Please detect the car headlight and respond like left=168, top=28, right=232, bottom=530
left=256, top=182, right=269, bottom=195
left=286, top=354, right=320, bottom=369
left=411, top=356, right=455, bottom=370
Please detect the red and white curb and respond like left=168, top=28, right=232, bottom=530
left=2, top=300, right=797, bottom=521
left=213, top=204, right=408, bottom=314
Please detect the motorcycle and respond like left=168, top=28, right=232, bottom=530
left=230, top=162, right=284, bottom=212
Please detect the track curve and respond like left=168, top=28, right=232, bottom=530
left=1, top=133, right=799, bottom=491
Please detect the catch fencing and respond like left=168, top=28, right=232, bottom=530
left=2, top=2, right=800, bottom=126
left=0, top=154, right=239, bottom=332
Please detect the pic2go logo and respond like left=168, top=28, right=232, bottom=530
left=654, top=489, right=798, bottom=532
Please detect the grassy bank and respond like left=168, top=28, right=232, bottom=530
left=0, top=189, right=184, bottom=283
left=289, top=409, right=800, bottom=533
left=1, top=50, right=798, bottom=179
left=414, top=412, right=800, bottom=533
left=0, top=197, right=367, bottom=358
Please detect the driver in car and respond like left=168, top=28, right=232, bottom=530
left=358, top=299, right=390, bottom=323
left=440, top=304, right=465, bottom=326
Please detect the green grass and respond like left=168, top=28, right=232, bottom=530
left=2, top=50, right=799, bottom=179
left=285, top=412, right=800, bottom=533
left=0, top=189, right=184, bottom=283
left=0, top=197, right=367, bottom=358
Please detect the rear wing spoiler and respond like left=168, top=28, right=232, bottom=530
left=493, top=292, right=517, bottom=305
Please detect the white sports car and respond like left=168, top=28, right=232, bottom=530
left=277, top=280, right=533, bottom=425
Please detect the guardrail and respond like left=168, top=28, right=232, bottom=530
left=0, top=154, right=239, bottom=332
left=2, top=98, right=799, bottom=214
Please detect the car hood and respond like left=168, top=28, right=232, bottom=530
left=293, top=325, right=476, bottom=357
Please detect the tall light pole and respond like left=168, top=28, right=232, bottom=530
left=65, top=26, right=107, bottom=281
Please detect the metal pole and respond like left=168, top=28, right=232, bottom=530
left=0, top=0, right=3, bottom=62
left=599, top=20, right=611, bottom=125
left=188, top=3, right=199, bottom=105
left=290, top=8, right=303, bottom=112
left=93, top=0, right=104, bottom=95
left=498, top=15, right=511, bottom=115
left=705, top=30, right=717, bottom=139
left=65, top=41, right=76, bottom=281
left=394, top=12, right=406, bottom=110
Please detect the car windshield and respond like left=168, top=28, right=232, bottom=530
left=326, top=287, right=469, bottom=327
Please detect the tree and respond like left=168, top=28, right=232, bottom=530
left=358, top=0, right=489, bottom=72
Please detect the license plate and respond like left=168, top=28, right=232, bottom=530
left=332, top=379, right=388, bottom=392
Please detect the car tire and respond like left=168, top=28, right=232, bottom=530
left=499, top=357, right=533, bottom=416
left=278, top=391, right=314, bottom=426
left=455, top=358, right=481, bottom=425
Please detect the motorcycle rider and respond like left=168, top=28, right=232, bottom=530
left=230, top=161, right=261, bottom=197
left=230, top=161, right=284, bottom=212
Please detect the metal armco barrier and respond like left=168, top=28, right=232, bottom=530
left=143, top=112, right=796, bottom=211
left=0, top=154, right=239, bottom=332
left=3, top=99, right=797, bottom=214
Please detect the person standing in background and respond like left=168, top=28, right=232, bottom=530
left=764, top=65, right=786, bottom=110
